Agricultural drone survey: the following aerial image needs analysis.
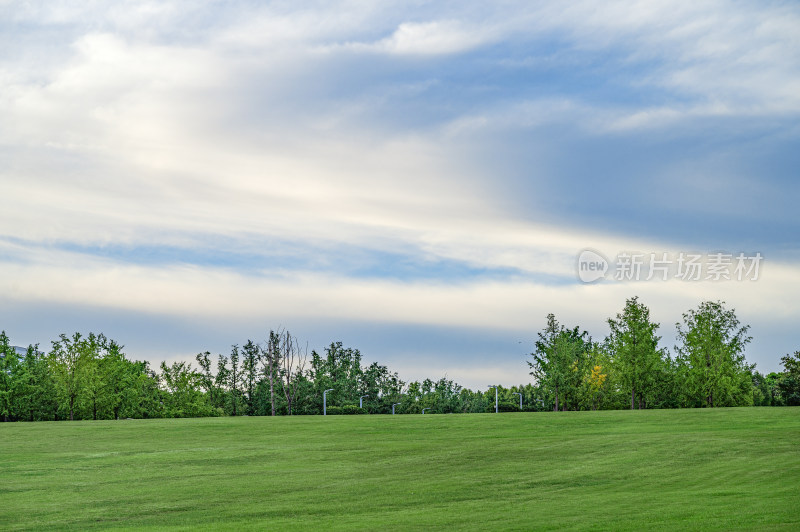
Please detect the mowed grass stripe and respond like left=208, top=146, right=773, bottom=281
left=1, top=408, right=799, bottom=530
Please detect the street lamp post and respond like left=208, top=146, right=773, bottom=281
left=360, top=395, right=369, bottom=409
left=489, top=386, right=498, bottom=413
left=323, top=388, right=334, bottom=416
left=513, top=392, right=522, bottom=410
left=392, top=403, right=401, bottom=415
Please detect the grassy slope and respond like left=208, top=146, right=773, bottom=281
left=1, top=408, right=799, bottom=531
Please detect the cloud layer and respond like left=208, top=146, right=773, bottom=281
left=1, top=1, right=798, bottom=388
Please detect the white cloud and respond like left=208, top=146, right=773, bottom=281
left=2, top=235, right=797, bottom=386
left=337, top=20, right=495, bottom=56
left=2, top=232, right=797, bottom=329
left=1, top=0, right=798, bottom=385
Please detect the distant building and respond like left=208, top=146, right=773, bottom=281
left=0, top=345, right=27, bottom=359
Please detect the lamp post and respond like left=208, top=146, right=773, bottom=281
left=513, top=392, right=522, bottom=410
left=392, top=403, right=401, bottom=415
left=323, top=388, right=334, bottom=416
left=489, top=386, right=498, bottom=413
left=422, top=408, right=430, bottom=414
left=360, top=395, right=369, bottom=409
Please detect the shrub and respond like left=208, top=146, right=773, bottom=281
left=340, top=404, right=366, bottom=415
left=498, top=401, right=519, bottom=412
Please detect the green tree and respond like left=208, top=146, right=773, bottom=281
left=606, top=297, right=665, bottom=409
left=309, top=342, right=364, bottom=410
left=529, top=314, right=592, bottom=411
left=423, top=377, right=462, bottom=413
left=14, top=344, right=58, bottom=421
left=777, top=351, right=800, bottom=406
left=675, top=301, right=753, bottom=407
left=0, top=331, right=21, bottom=422
left=48, top=333, right=99, bottom=420
left=79, top=334, right=105, bottom=420
left=195, top=351, right=215, bottom=406
left=750, top=370, right=772, bottom=406
left=159, top=361, right=217, bottom=418
left=261, top=331, right=281, bottom=416
left=359, top=361, right=404, bottom=414
left=228, top=345, right=245, bottom=416
left=132, top=362, right=164, bottom=418
left=242, top=340, right=261, bottom=415
left=98, top=340, right=142, bottom=420
left=215, top=353, right=230, bottom=412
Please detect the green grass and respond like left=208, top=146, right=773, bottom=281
left=2, top=408, right=799, bottom=531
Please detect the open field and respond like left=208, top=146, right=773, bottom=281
left=2, top=408, right=799, bottom=531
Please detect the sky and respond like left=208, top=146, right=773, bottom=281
left=1, top=1, right=798, bottom=390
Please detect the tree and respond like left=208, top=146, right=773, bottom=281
left=777, top=351, right=800, bottom=406
left=98, top=340, right=141, bottom=420
left=277, top=330, right=308, bottom=416
left=750, top=370, right=773, bottom=406
left=606, top=297, right=665, bottom=409
left=48, top=332, right=98, bottom=421
left=358, top=361, right=404, bottom=414
left=14, top=344, right=58, bottom=421
left=132, top=362, right=164, bottom=419
left=427, top=377, right=462, bottom=414
left=195, top=351, right=215, bottom=406
left=675, top=301, right=753, bottom=407
left=309, top=342, right=364, bottom=410
left=262, top=331, right=281, bottom=416
left=585, top=362, right=607, bottom=411
left=0, top=331, right=21, bottom=422
left=215, top=354, right=230, bottom=412
left=228, top=345, right=244, bottom=416
left=159, top=361, right=217, bottom=418
left=242, top=340, right=261, bottom=415
left=79, top=334, right=104, bottom=420
left=529, top=314, right=592, bottom=411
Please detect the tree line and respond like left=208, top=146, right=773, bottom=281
left=530, top=298, right=798, bottom=410
left=1, top=298, right=798, bottom=422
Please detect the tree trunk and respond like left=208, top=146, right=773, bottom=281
left=268, top=357, right=275, bottom=417
left=631, top=389, right=636, bottom=410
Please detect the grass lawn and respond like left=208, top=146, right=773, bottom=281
left=1, top=408, right=799, bottom=530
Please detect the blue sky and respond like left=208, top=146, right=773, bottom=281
left=1, top=1, right=798, bottom=388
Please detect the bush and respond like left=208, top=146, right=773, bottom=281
left=340, top=404, right=366, bottom=415
left=498, top=401, right=519, bottom=412
left=323, top=405, right=367, bottom=415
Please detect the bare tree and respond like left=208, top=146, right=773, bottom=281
left=278, top=329, right=307, bottom=416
